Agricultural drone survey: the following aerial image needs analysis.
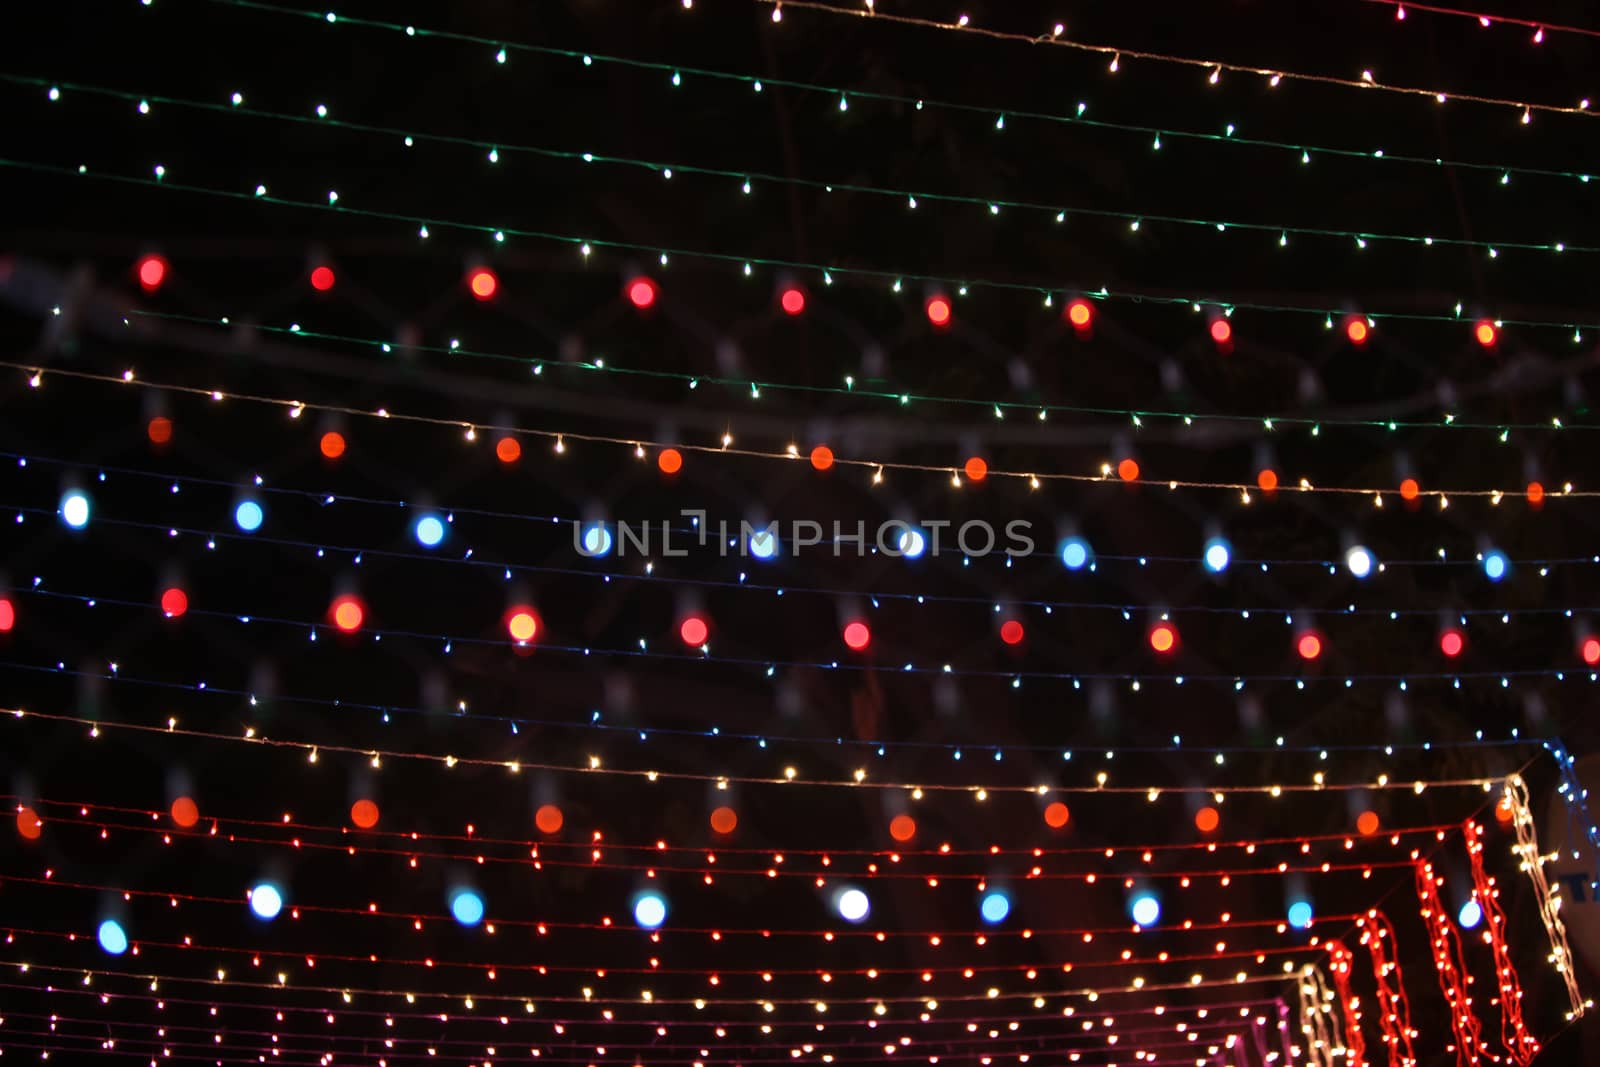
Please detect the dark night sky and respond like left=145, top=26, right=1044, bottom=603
left=3, top=1, right=1600, bottom=1063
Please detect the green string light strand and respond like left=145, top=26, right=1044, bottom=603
left=753, top=0, right=1596, bottom=122
left=12, top=154, right=1600, bottom=343
left=17, top=74, right=1591, bottom=261
left=174, top=0, right=1600, bottom=190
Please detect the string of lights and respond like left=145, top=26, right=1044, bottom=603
left=12, top=158, right=1600, bottom=343
left=6, top=708, right=1511, bottom=796
left=1413, top=858, right=1488, bottom=1065
left=753, top=0, right=1595, bottom=123
left=20, top=582, right=1600, bottom=690
left=1323, top=939, right=1367, bottom=1066
left=1462, top=818, right=1540, bottom=1062
left=0, top=659, right=1552, bottom=766
left=10, top=362, right=1592, bottom=502
left=1296, top=963, right=1349, bottom=1067
left=17, top=75, right=1597, bottom=264
left=1361, top=0, right=1600, bottom=43
left=1356, top=909, right=1419, bottom=1066
left=178, top=0, right=1600, bottom=189
left=1503, top=775, right=1586, bottom=1019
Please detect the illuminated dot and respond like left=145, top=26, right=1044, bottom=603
left=889, top=814, right=916, bottom=842
left=1494, top=797, right=1515, bottom=824
left=843, top=621, right=871, bottom=651
left=1457, top=899, right=1483, bottom=929
left=1482, top=550, right=1508, bottom=581
left=1287, top=901, right=1314, bottom=929
left=1346, top=546, right=1374, bottom=578
left=1117, top=458, right=1140, bottom=481
left=1345, top=318, right=1368, bottom=344
left=898, top=528, right=927, bottom=558
left=1194, top=807, right=1219, bottom=833
left=964, top=456, right=988, bottom=482
left=147, top=417, right=173, bottom=444
left=451, top=890, right=485, bottom=926
left=1149, top=624, right=1176, bottom=654
left=925, top=297, right=952, bottom=327
left=1066, top=299, right=1092, bottom=328
left=468, top=268, right=499, bottom=300
left=350, top=799, right=380, bottom=829
left=310, top=265, right=336, bottom=291
left=1044, top=802, right=1070, bottom=829
left=17, top=806, right=42, bottom=840
left=1297, top=632, right=1323, bottom=660
left=320, top=431, right=346, bottom=459
left=136, top=255, right=167, bottom=291
left=811, top=445, right=834, bottom=471
left=1474, top=320, right=1497, bottom=347
left=60, top=490, right=90, bottom=529
left=1356, top=811, right=1380, bottom=836
left=1203, top=539, right=1231, bottom=573
left=634, top=893, right=668, bottom=929
left=1257, top=469, right=1278, bottom=492
left=508, top=608, right=539, bottom=642
left=1130, top=895, right=1160, bottom=926
left=1440, top=630, right=1464, bottom=657
left=680, top=615, right=709, bottom=646
left=1399, top=478, right=1420, bottom=501
left=1000, top=620, right=1024, bottom=645
left=781, top=288, right=806, bottom=315
left=749, top=530, right=778, bottom=559
left=1209, top=319, right=1232, bottom=344
left=710, top=806, right=738, bottom=834
left=170, top=796, right=199, bottom=828
left=658, top=448, right=683, bottom=474
left=249, top=883, right=284, bottom=921
left=330, top=596, right=364, bottom=633
left=628, top=278, right=658, bottom=309
left=535, top=804, right=564, bottom=834
left=234, top=500, right=263, bottom=532
left=496, top=436, right=522, bottom=463
left=414, top=515, right=446, bottom=548
left=1583, top=637, right=1600, bottom=666
left=1060, top=539, right=1090, bottom=570
left=1527, top=481, right=1545, bottom=504
left=837, top=888, right=870, bottom=923
left=0, top=598, right=13, bottom=632
left=98, top=919, right=128, bottom=955
left=581, top=524, right=613, bottom=556
left=980, top=891, right=1011, bottom=924
left=160, top=587, right=188, bottom=618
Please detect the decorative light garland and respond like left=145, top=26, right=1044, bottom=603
left=14, top=159, right=1600, bottom=340
left=10, top=363, right=1592, bottom=502
left=15, top=75, right=1594, bottom=264
left=1462, top=817, right=1540, bottom=1062
left=1360, top=0, right=1600, bottom=44
left=1501, top=775, right=1586, bottom=1020
left=754, top=0, right=1595, bottom=122
left=1412, top=858, right=1487, bottom=1065
left=1297, top=963, right=1349, bottom=1067
left=1357, top=910, right=1418, bottom=1067
left=1325, top=939, right=1369, bottom=1066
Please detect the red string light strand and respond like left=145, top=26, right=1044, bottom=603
left=1464, top=817, right=1541, bottom=1061
left=1413, top=859, right=1488, bottom=1065
left=1325, top=939, right=1368, bottom=1067
left=1359, top=0, right=1600, bottom=43
left=1358, top=910, right=1418, bottom=1067
left=754, top=0, right=1596, bottom=121
left=14, top=361, right=1596, bottom=501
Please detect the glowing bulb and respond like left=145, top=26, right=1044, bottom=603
left=451, top=890, right=485, bottom=926
left=1458, top=899, right=1483, bottom=929
left=634, top=893, right=668, bottom=929
left=1130, top=895, right=1160, bottom=926
left=234, top=500, right=264, bottom=532
left=1203, top=538, right=1231, bottom=573
left=980, top=891, right=1011, bottom=924
left=1345, top=546, right=1373, bottom=578
left=249, top=883, right=284, bottom=920
left=837, top=888, right=870, bottom=923
left=843, top=621, right=871, bottom=651
left=748, top=529, right=778, bottom=560
left=581, top=524, right=613, bottom=556
left=898, top=528, right=927, bottom=558
left=1482, top=550, right=1508, bottom=582
left=1287, top=901, right=1313, bottom=929
left=414, top=515, right=446, bottom=547
left=1060, top=538, right=1091, bottom=570
left=98, top=919, right=129, bottom=955
left=925, top=297, right=952, bottom=328
left=60, top=490, right=90, bottom=529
